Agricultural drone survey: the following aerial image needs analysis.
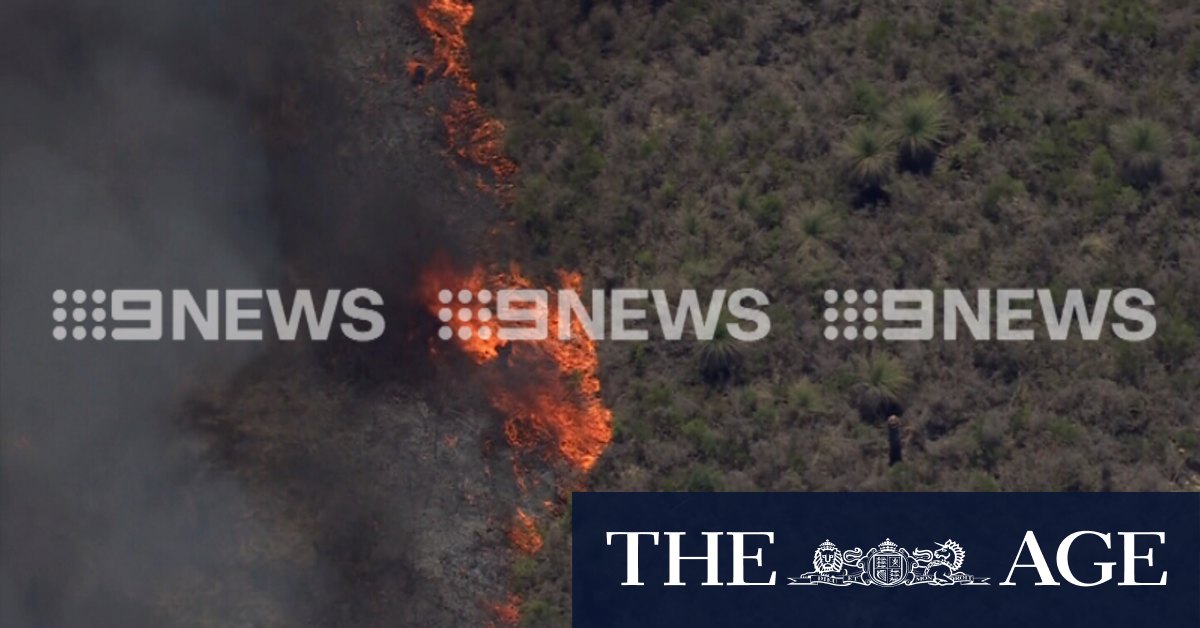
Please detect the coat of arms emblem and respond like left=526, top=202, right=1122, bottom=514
left=789, top=538, right=989, bottom=586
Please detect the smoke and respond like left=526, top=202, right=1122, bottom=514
left=0, top=0, right=291, bottom=625
left=1, top=0, right=512, bottom=625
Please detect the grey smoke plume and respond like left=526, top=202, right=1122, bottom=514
left=0, top=0, right=287, bottom=624
left=1, top=1, right=513, bottom=626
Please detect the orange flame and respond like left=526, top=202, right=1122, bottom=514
left=427, top=262, right=508, bottom=363
left=508, top=508, right=544, bottom=554
left=411, top=0, right=517, bottom=193
left=411, top=1, right=611, bottom=621
left=488, top=593, right=521, bottom=627
left=419, top=261, right=613, bottom=473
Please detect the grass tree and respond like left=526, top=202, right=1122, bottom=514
left=890, top=92, right=949, bottom=174
left=841, top=125, right=894, bottom=187
left=839, top=125, right=894, bottom=202
left=698, top=321, right=742, bottom=385
left=852, top=353, right=911, bottom=421
left=1110, top=118, right=1168, bottom=188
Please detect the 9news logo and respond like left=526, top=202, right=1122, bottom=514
left=51, top=288, right=385, bottom=342
left=821, top=288, right=1156, bottom=342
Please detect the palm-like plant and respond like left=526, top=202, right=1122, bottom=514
left=698, top=321, right=742, bottom=385
left=1110, top=118, right=1168, bottom=188
left=890, top=92, right=948, bottom=173
left=839, top=125, right=894, bottom=191
left=853, top=353, right=911, bottom=421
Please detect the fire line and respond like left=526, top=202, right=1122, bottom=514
left=409, top=1, right=613, bottom=624
left=410, top=0, right=517, bottom=197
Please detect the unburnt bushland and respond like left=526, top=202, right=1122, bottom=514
left=467, top=1, right=1198, bottom=623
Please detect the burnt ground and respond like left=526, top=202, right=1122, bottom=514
left=180, top=0, right=529, bottom=625
left=187, top=347, right=517, bottom=627
left=1, top=0, right=550, bottom=623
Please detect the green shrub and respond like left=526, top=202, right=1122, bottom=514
left=1029, top=134, right=1076, bottom=172
left=1115, top=342, right=1149, bottom=385
left=683, top=464, right=723, bottom=491
left=789, top=201, right=839, bottom=241
left=1089, top=147, right=1117, bottom=178
left=612, top=411, right=652, bottom=442
left=943, top=134, right=985, bottom=171
left=786, top=378, right=827, bottom=413
left=1097, top=0, right=1158, bottom=45
left=1175, top=430, right=1199, bottom=456
left=968, top=471, right=1001, bottom=492
left=864, top=18, right=894, bottom=59
left=754, top=195, right=785, bottom=228
left=1187, top=39, right=1200, bottom=76
left=681, top=419, right=720, bottom=457
left=646, top=384, right=672, bottom=408
left=1155, top=318, right=1196, bottom=367
left=1077, top=234, right=1111, bottom=258
left=519, top=598, right=560, bottom=627
left=972, top=418, right=1007, bottom=469
left=848, top=82, right=885, bottom=120
left=801, top=212, right=835, bottom=239
left=512, top=555, right=540, bottom=587
left=1090, top=177, right=1139, bottom=219
left=1025, top=9, right=1063, bottom=45
left=981, top=174, right=1025, bottom=220
left=1045, top=416, right=1084, bottom=445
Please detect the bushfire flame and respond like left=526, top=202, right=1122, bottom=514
left=508, top=508, right=544, bottom=555
left=410, top=0, right=517, bottom=195
left=489, top=594, right=522, bottom=627
left=410, top=1, right=612, bottom=623
left=419, top=261, right=612, bottom=473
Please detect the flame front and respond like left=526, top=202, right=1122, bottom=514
left=411, top=0, right=516, bottom=194
left=410, top=0, right=612, bottom=471
left=508, top=508, right=544, bottom=554
left=489, top=594, right=522, bottom=627
left=420, top=262, right=613, bottom=473
left=410, top=2, right=611, bottom=623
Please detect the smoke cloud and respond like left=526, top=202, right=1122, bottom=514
left=1, top=0, right=511, bottom=625
left=1, top=0, right=288, bottom=624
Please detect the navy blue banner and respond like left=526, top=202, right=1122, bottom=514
left=572, top=493, right=1200, bottom=628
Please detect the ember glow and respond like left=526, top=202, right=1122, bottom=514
left=419, top=261, right=613, bottom=473
left=489, top=594, right=522, bottom=627
left=410, top=0, right=517, bottom=195
left=410, top=0, right=612, bottom=622
left=508, top=508, right=544, bottom=555
left=410, top=0, right=611, bottom=476
left=494, top=268, right=611, bottom=473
